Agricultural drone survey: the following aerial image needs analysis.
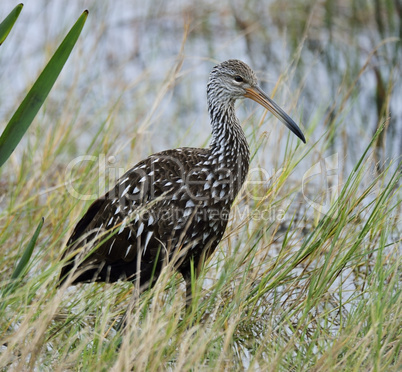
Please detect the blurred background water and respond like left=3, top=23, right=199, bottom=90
left=0, top=0, right=401, bottom=194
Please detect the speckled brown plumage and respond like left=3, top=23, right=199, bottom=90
left=60, top=60, right=305, bottom=303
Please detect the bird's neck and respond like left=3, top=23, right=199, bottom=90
left=209, top=102, right=250, bottom=190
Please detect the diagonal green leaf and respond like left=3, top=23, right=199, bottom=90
left=1, top=217, right=44, bottom=305
left=11, top=217, right=44, bottom=280
left=0, top=3, right=23, bottom=46
left=0, top=10, right=88, bottom=168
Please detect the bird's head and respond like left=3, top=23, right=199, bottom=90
left=207, top=59, right=306, bottom=143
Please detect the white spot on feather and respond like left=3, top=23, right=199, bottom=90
left=108, top=239, right=116, bottom=255
left=185, top=200, right=195, bottom=208
left=124, top=244, right=132, bottom=258
left=137, top=223, right=144, bottom=237
left=143, top=231, right=153, bottom=255
left=122, top=185, right=131, bottom=197
left=183, top=208, right=193, bottom=217
left=118, top=218, right=128, bottom=234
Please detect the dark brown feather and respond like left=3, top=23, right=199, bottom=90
left=60, top=148, right=232, bottom=289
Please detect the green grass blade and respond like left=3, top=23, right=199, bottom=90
left=0, top=3, right=23, bottom=46
left=11, top=217, right=44, bottom=280
left=0, top=10, right=88, bottom=168
left=1, top=217, right=44, bottom=307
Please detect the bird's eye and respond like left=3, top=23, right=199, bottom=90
left=234, top=75, right=244, bottom=82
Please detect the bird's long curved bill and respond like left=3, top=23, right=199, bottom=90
left=245, top=86, right=306, bottom=143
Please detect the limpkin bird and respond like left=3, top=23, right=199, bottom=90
left=60, top=60, right=305, bottom=306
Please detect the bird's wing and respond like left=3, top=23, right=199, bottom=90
left=60, top=150, right=203, bottom=282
